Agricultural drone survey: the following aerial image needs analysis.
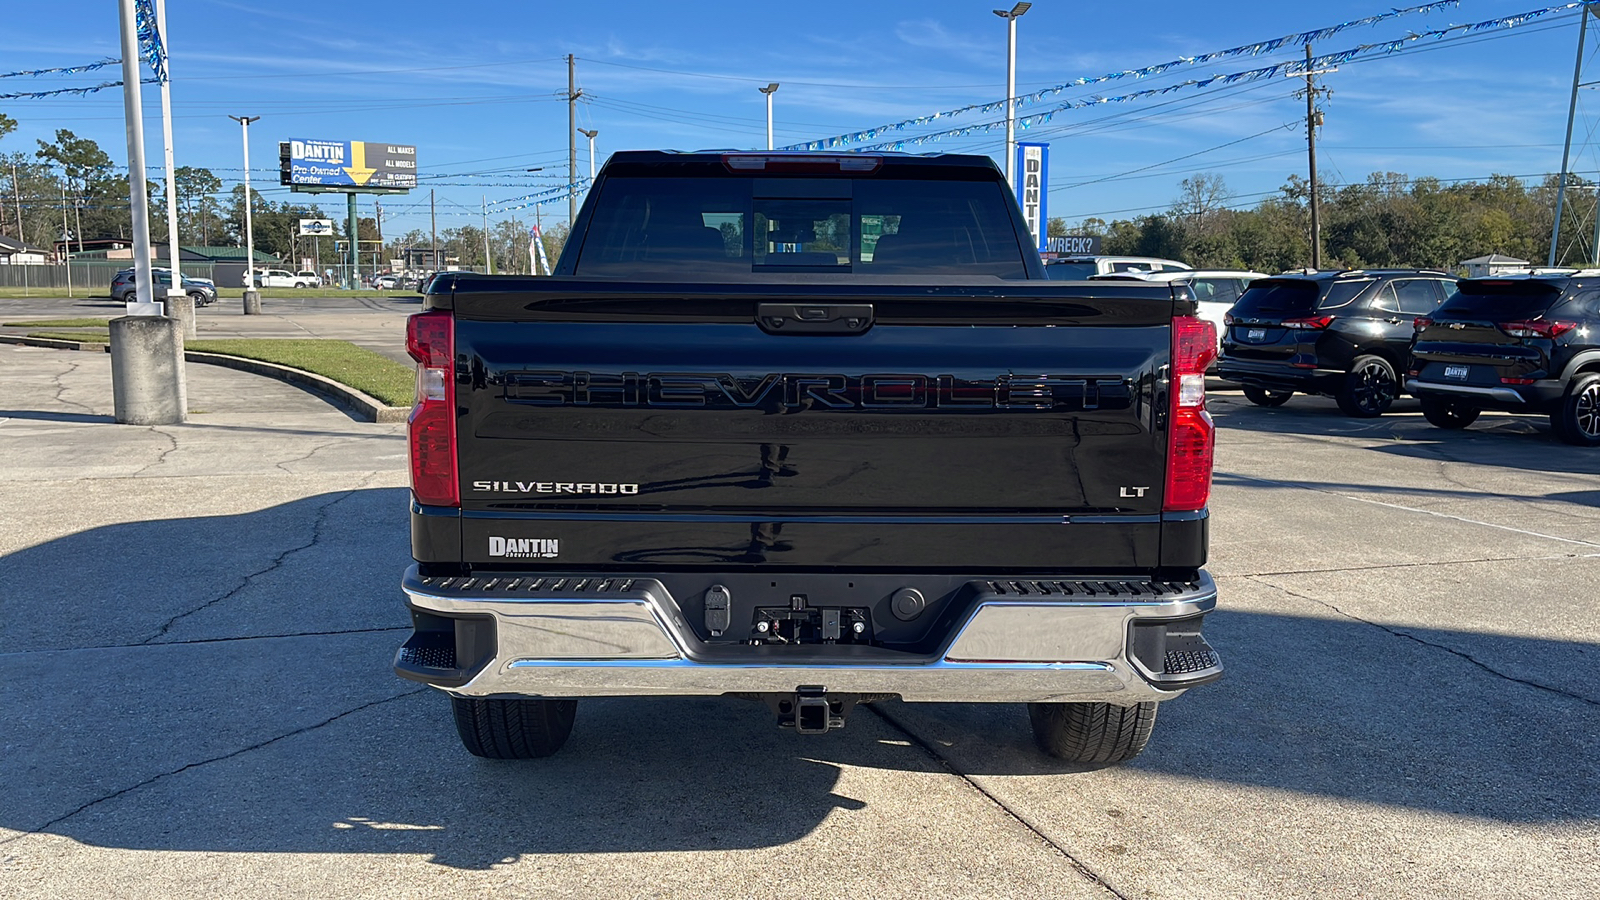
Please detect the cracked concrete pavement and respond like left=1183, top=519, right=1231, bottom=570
left=1, top=339, right=1597, bottom=899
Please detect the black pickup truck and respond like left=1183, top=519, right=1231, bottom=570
left=395, top=150, right=1222, bottom=764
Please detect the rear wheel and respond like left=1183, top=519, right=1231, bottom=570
left=1336, top=355, right=1398, bottom=417
left=1552, top=373, right=1600, bottom=447
left=1242, top=385, right=1293, bottom=407
left=451, top=697, right=577, bottom=759
left=1028, top=701, right=1158, bottom=764
left=1420, top=396, right=1480, bottom=430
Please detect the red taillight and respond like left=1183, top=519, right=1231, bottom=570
left=1498, top=319, right=1577, bottom=339
left=1500, top=377, right=1536, bottom=385
left=1165, top=316, right=1217, bottom=513
left=1413, top=316, right=1433, bottom=331
left=407, top=310, right=458, bottom=507
left=1281, top=315, right=1335, bottom=330
left=1223, top=312, right=1236, bottom=326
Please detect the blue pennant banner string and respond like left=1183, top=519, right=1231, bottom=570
left=779, top=0, right=1600, bottom=152
left=849, top=1, right=1595, bottom=152
left=490, top=180, right=595, bottom=212
left=0, top=78, right=160, bottom=100
left=133, top=0, right=168, bottom=83
left=0, top=58, right=121, bottom=80
left=820, top=0, right=1594, bottom=153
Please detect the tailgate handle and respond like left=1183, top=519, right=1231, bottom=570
left=758, top=303, right=874, bottom=335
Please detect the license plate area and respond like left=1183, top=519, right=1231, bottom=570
left=1443, top=365, right=1470, bottom=380
left=1246, top=328, right=1266, bottom=342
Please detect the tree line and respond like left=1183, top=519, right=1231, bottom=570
left=1049, top=170, right=1600, bottom=273
left=0, top=114, right=569, bottom=273
left=10, top=110, right=1596, bottom=275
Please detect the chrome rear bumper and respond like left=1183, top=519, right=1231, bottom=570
left=396, top=567, right=1220, bottom=704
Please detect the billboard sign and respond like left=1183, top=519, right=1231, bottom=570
left=1046, top=235, right=1102, bottom=255
left=280, top=140, right=417, bottom=189
left=1014, top=142, right=1048, bottom=252
left=298, top=218, right=334, bottom=236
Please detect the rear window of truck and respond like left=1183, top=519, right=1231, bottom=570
left=573, top=176, right=1028, bottom=278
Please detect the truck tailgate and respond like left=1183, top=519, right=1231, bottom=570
left=442, top=282, right=1185, bottom=571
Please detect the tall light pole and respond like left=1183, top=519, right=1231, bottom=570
left=154, top=0, right=182, bottom=300
left=578, top=129, right=599, bottom=181
left=993, top=3, right=1032, bottom=188
left=118, top=0, right=158, bottom=316
left=759, top=83, right=780, bottom=150
left=228, top=115, right=260, bottom=312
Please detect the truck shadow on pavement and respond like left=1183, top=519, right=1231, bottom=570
left=0, top=491, right=1595, bottom=866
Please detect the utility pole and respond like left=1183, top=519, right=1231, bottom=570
left=60, top=182, right=73, bottom=298
left=579, top=128, right=599, bottom=180
left=567, top=54, right=582, bottom=225
left=375, top=197, right=384, bottom=279
left=994, top=3, right=1032, bottom=188
left=12, top=163, right=25, bottom=243
left=1555, top=9, right=1595, bottom=266
left=430, top=188, right=438, bottom=271
left=1299, top=44, right=1334, bottom=270
left=482, top=195, right=493, bottom=274
left=229, top=115, right=262, bottom=311
left=759, top=84, right=779, bottom=150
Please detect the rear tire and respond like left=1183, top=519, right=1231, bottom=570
left=1552, top=373, right=1600, bottom=447
left=1420, top=396, right=1480, bottom=430
left=451, top=697, right=577, bottom=759
left=1242, top=385, right=1293, bottom=407
left=1028, top=701, right=1158, bottom=764
left=1336, top=355, right=1398, bottom=417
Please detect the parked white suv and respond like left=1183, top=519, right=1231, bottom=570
left=246, top=268, right=317, bottom=288
left=1044, top=255, right=1191, bottom=280
left=1094, top=268, right=1269, bottom=359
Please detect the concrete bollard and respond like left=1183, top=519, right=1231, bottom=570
left=110, top=315, right=187, bottom=426
left=242, top=289, right=262, bottom=315
left=165, top=291, right=196, bottom=339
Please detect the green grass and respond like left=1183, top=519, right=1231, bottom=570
left=4, top=318, right=115, bottom=327
left=185, top=339, right=414, bottom=406
left=21, top=330, right=414, bottom=406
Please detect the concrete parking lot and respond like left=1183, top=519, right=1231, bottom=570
left=0, top=312, right=1596, bottom=899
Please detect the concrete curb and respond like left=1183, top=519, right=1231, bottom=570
left=0, top=334, right=412, bottom=423
left=0, top=334, right=110, bottom=352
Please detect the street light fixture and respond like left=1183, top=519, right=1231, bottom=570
left=577, top=129, right=599, bottom=181
left=228, top=114, right=261, bottom=311
left=758, top=83, right=780, bottom=151
left=993, top=2, right=1031, bottom=188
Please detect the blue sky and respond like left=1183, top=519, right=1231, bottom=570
left=4, top=0, right=1600, bottom=239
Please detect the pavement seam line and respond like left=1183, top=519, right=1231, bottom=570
left=139, top=477, right=374, bottom=642
left=866, top=704, right=1133, bottom=900
left=1222, top=551, right=1588, bottom=578
left=1221, top=470, right=1600, bottom=548
left=1, top=625, right=412, bottom=659
left=0, top=687, right=429, bottom=847
left=1247, top=574, right=1600, bottom=708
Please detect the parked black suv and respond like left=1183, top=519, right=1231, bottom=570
left=1408, top=272, right=1600, bottom=445
left=1217, top=269, right=1457, bottom=416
